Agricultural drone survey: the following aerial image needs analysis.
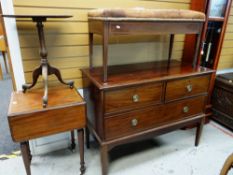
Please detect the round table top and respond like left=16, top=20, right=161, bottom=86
left=2, top=14, right=73, bottom=19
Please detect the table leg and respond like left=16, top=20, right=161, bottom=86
left=22, top=65, right=42, bottom=93
left=2, top=51, right=8, bottom=74
left=78, top=129, right=85, bottom=175
left=20, top=141, right=31, bottom=175
left=0, top=64, right=3, bottom=80
left=195, top=117, right=205, bottom=146
left=42, top=63, right=48, bottom=108
left=70, top=130, right=76, bottom=151
left=26, top=141, right=32, bottom=162
left=85, top=127, right=90, bottom=149
left=100, top=144, right=109, bottom=175
left=48, top=64, right=74, bottom=88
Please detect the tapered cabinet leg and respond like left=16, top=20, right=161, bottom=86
left=195, top=117, right=205, bottom=146
left=20, top=141, right=31, bottom=175
left=78, top=129, right=85, bottom=175
left=100, top=144, right=109, bottom=175
left=85, top=127, right=90, bottom=149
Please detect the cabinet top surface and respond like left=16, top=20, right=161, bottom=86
left=8, top=86, right=85, bottom=116
left=81, top=60, right=214, bottom=90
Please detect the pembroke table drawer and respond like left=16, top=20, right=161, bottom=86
left=104, top=96, right=206, bottom=140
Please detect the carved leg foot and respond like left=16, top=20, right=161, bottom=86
left=20, top=142, right=31, bottom=175
left=195, top=117, right=205, bottom=146
left=78, top=129, right=85, bottom=175
left=49, top=65, right=74, bottom=88
left=22, top=65, right=42, bottom=93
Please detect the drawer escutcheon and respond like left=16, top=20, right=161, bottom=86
left=186, top=84, right=193, bottom=92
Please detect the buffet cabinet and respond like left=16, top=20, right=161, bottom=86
left=82, top=61, right=213, bottom=175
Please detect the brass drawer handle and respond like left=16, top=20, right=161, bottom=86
left=186, top=84, right=193, bottom=92
left=132, top=94, right=139, bottom=102
left=131, top=118, right=138, bottom=127
left=183, top=106, right=189, bottom=113
left=116, top=25, right=121, bottom=29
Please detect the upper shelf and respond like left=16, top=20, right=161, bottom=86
left=208, top=16, right=225, bottom=22
left=88, top=8, right=206, bottom=35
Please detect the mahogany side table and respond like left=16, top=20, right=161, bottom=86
left=3, top=15, right=74, bottom=107
left=8, top=87, right=86, bottom=175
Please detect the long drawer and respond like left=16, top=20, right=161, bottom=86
left=165, top=75, right=210, bottom=102
left=104, top=83, right=163, bottom=114
left=104, top=96, right=206, bottom=140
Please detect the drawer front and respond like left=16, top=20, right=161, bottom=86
left=105, top=83, right=163, bottom=114
left=105, top=96, right=206, bottom=140
left=109, top=22, right=202, bottom=35
left=9, top=105, right=86, bottom=142
left=165, top=75, right=210, bottom=101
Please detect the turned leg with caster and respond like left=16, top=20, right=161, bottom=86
left=20, top=141, right=31, bottom=175
left=195, top=117, right=205, bottom=146
left=78, top=129, right=85, bottom=175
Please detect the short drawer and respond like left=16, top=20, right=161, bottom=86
left=165, top=75, right=210, bottom=101
left=105, top=96, right=206, bottom=140
left=104, top=83, right=163, bottom=114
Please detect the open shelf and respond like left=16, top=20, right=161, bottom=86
left=82, top=60, right=214, bottom=89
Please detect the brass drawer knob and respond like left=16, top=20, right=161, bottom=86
left=132, top=94, right=139, bottom=102
left=186, top=84, right=193, bottom=92
left=183, top=106, right=189, bottom=113
left=116, top=25, right=121, bottom=29
left=131, top=119, right=138, bottom=127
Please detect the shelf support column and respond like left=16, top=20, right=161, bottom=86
left=193, top=33, right=201, bottom=68
left=167, top=34, right=174, bottom=68
left=102, top=22, right=109, bottom=83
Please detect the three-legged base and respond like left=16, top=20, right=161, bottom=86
left=22, top=63, right=74, bottom=107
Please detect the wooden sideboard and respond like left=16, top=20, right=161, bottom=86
left=82, top=60, right=214, bottom=175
